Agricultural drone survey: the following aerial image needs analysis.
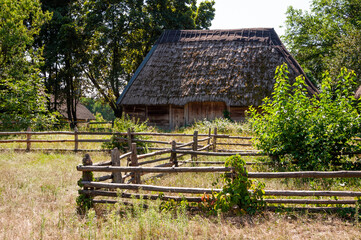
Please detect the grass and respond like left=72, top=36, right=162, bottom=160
left=1, top=149, right=361, bottom=239
left=1, top=119, right=361, bottom=239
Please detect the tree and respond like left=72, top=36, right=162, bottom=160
left=250, top=63, right=361, bottom=171
left=36, top=0, right=86, bottom=127
left=0, top=0, right=55, bottom=130
left=283, top=0, right=361, bottom=86
left=74, top=0, right=215, bottom=117
left=81, top=97, right=115, bottom=121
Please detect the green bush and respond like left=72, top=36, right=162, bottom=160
left=211, top=155, right=265, bottom=215
left=102, top=115, right=152, bottom=153
left=250, top=63, right=361, bottom=171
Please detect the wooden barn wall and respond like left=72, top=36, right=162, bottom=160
left=123, top=105, right=147, bottom=122
left=123, top=105, right=170, bottom=128
left=230, top=106, right=248, bottom=122
left=123, top=103, right=253, bottom=128
left=186, top=102, right=226, bottom=124
left=170, top=105, right=184, bottom=129
left=147, top=105, right=169, bottom=127
left=230, top=106, right=263, bottom=122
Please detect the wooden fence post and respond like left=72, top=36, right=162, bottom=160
left=131, top=143, right=140, bottom=184
left=82, top=153, right=93, bottom=187
left=212, top=127, right=217, bottom=152
left=207, top=128, right=211, bottom=151
left=74, top=126, right=79, bottom=152
left=127, top=128, right=133, bottom=151
left=170, top=140, right=178, bottom=167
left=111, top=148, right=123, bottom=183
left=26, top=127, right=32, bottom=152
left=192, top=131, right=198, bottom=162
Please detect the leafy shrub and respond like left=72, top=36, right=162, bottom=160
left=250, top=63, right=361, bottom=171
left=102, top=115, right=152, bottom=153
left=208, top=155, right=265, bottom=215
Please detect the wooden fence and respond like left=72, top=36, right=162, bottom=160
left=77, top=141, right=361, bottom=211
left=0, top=127, right=254, bottom=153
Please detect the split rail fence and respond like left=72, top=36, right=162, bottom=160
left=77, top=138, right=361, bottom=211
left=0, top=127, right=254, bottom=152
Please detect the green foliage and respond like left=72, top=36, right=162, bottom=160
left=81, top=97, right=115, bottom=121
left=71, top=0, right=215, bottom=117
left=76, top=193, right=94, bottom=215
left=222, top=110, right=232, bottom=122
left=209, top=155, right=265, bottom=215
left=283, top=0, right=361, bottom=84
left=76, top=175, right=94, bottom=215
left=102, top=115, right=152, bottom=153
left=250, top=63, right=361, bottom=171
left=0, top=0, right=57, bottom=131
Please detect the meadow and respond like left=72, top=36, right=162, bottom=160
left=1, top=121, right=361, bottom=239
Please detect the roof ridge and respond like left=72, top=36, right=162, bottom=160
left=156, top=28, right=280, bottom=44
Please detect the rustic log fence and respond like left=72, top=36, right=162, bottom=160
left=0, top=127, right=255, bottom=153
left=77, top=140, right=361, bottom=210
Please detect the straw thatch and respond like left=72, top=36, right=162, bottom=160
left=117, top=28, right=318, bottom=107
left=50, top=96, right=95, bottom=121
left=57, top=103, right=96, bottom=121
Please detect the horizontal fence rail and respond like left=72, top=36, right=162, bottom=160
left=0, top=127, right=256, bottom=152
left=76, top=139, right=361, bottom=212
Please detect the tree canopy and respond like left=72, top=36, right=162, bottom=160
left=32, top=0, right=216, bottom=122
left=74, top=0, right=215, bottom=117
left=283, top=0, right=361, bottom=86
left=0, top=0, right=55, bottom=130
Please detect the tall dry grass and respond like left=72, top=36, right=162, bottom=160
left=0, top=150, right=361, bottom=239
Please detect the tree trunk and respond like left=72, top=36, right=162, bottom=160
left=114, top=105, right=122, bottom=118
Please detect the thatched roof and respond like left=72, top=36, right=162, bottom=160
left=57, top=103, right=96, bottom=121
left=50, top=96, right=96, bottom=120
left=117, top=28, right=318, bottom=106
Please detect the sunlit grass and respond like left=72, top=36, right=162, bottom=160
left=1, top=121, right=361, bottom=239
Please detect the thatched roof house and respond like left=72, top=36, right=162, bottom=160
left=50, top=95, right=96, bottom=121
left=56, top=102, right=96, bottom=121
left=117, top=28, right=318, bottom=128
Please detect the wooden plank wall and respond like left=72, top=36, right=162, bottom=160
left=230, top=106, right=248, bottom=122
left=124, top=103, right=254, bottom=128
left=123, top=105, right=147, bottom=122
left=124, top=105, right=170, bottom=128
left=147, top=105, right=169, bottom=127
left=171, top=105, right=184, bottom=129
left=187, top=102, right=226, bottom=124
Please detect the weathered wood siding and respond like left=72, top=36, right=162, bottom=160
left=230, top=106, right=248, bottom=122
left=186, top=102, right=226, bottom=124
left=123, top=105, right=147, bottom=122
left=170, top=105, right=184, bottom=129
left=147, top=105, right=169, bottom=127
left=124, top=102, right=251, bottom=129
left=124, top=105, right=170, bottom=128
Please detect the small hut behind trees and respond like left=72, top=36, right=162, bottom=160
left=117, top=28, right=318, bottom=129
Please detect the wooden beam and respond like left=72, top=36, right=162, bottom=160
left=77, top=166, right=233, bottom=173
left=248, top=171, right=361, bottom=179
left=81, top=181, right=221, bottom=194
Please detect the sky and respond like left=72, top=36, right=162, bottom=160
left=210, top=0, right=312, bottom=37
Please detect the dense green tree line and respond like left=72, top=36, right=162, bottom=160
left=39, top=0, right=215, bottom=122
left=283, top=0, right=361, bottom=86
left=0, top=0, right=56, bottom=130
left=0, top=0, right=215, bottom=129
